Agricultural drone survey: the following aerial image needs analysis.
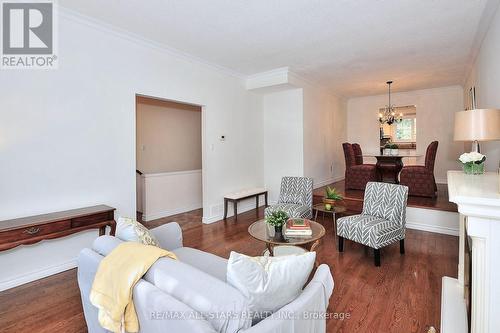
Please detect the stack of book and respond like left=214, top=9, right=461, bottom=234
left=284, top=218, right=312, bottom=237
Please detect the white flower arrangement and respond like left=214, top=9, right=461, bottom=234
left=459, top=152, right=486, bottom=175
left=458, top=152, right=486, bottom=164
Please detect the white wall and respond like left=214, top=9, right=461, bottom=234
left=0, top=10, right=263, bottom=289
left=141, top=170, right=202, bottom=221
left=303, top=83, right=347, bottom=186
left=263, top=89, right=304, bottom=203
left=347, top=86, right=464, bottom=183
left=464, top=4, right=500, bottom=171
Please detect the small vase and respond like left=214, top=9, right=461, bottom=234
left=463, top=162, right=484, bottom=175
left=274, top=225, right=284, bottom=240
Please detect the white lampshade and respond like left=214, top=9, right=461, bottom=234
left=454, top=109, right=500, bottom=141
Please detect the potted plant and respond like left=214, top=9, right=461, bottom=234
left=323, top=186, right=343, bottom=211
left=384, top=143, right=399, bottom=155
left=266, top=210, right=289, bottom=236
left=459, top=152, right=486, bottom=175
left=389, top=143, right=399, bottom=155
left=383, top=143, right=392, bottom=155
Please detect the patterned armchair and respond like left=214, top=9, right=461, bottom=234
left=264, top=177, right=313, bottom=219
left=399, top=141, right=438, bottom=198
left=337, top=182, right=409, bottom=266
left=343, top=143, right=378, bottom=190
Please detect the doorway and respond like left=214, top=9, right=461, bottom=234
left=135, top=95, right=203, bottom=222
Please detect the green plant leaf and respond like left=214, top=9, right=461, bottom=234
left=325, top=186, right=343, bottom=200
left=266, top=210, right=289, bottom=226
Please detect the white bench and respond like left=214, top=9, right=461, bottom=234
left=224, top=188, right=268, bottom=220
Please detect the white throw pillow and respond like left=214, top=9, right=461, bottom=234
left=226, top=251, right=315, bottom=316
left=115, top=217, right=160, bottom=247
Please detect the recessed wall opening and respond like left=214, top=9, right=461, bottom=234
left=135, top=95, right=202, bottom=223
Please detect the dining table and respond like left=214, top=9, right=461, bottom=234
left=362, top=153, right=422, bottom=184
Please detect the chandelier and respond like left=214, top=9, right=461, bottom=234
left=379, top=81, right=403, bottom=125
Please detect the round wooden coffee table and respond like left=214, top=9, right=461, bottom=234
left=248, top=219, right=325, bottom=256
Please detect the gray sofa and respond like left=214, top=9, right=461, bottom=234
left=77, top=222, right=334, bottom=333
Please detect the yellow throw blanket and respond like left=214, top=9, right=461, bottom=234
left=90, top=242, right=177, bottom=333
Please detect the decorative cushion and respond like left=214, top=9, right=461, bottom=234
left=264, top=203, right=312, bottom=219
left=226, top=251, right=316, bottom=317
left=116, top=217, right=160, bottom=247
left=337, top=214, right=404, bottom=249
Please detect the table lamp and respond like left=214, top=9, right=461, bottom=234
left=454, top=109, right=500, bottom=152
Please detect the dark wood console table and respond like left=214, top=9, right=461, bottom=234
left=362, top=154, right=422, bottom=184
left=0, top=205, right=116, bottom=251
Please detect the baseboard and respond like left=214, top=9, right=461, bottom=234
left=203, top=200, right=264, bottom=224
left=314, top=176, right=345, bottom=189
left=142, top=203, right=202, bottom=222
left=0, top=259, right=77, bottom=291
left=406, top=207, right=459, bottom=236
left=406, top=221, right=458, bottom=236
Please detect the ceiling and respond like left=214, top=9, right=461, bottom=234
left=60, top=0, right=495, bottom=97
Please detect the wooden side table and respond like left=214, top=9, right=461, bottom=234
left=313, top=203, right=346, bottom=236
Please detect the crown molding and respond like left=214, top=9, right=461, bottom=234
left=245, top=67, right=290, bottom=81
left=246, top=67, right=343, bottom=99
left=57, top=5, right=344, bottom=98
left=245, top=67, right=291, bottom=91
left=57, top=5, right=245, bottom=80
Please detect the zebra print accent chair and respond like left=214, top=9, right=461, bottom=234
left=264, top=177, right=313, bottom=219
left=337, top=182, right=409, bottom=266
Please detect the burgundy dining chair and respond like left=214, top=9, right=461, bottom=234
left=352, top=143, right=364, bottom=165
left=399, top=141, right=439, bottom=197
left=343, top=143, right=378, bottom=190
left=352, top=143, right=376, bottom=166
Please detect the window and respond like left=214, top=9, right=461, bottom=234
left=394, top=117, right=416, bottom=142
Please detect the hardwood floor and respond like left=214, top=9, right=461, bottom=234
left=0, top=207, right=458, bottom=333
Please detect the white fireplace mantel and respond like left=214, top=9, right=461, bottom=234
left=443, top=171, right=500, bottom=333
left=448, top=171, right=500, bottom=219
